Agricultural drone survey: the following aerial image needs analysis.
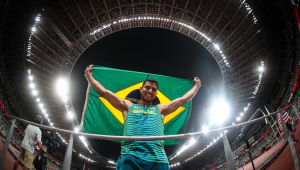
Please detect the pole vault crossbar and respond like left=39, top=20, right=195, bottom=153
left=1, top=102, right=298, bottom=141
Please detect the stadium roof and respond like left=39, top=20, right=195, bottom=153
left=1, top=0, right=299, bottom=168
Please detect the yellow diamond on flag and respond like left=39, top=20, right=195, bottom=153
left=99, top=82, right=186, bottom=125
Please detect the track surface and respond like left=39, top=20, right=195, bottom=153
left=238, top=123, right=300, bottom=170
left=0, top=138, right=34, bottom=170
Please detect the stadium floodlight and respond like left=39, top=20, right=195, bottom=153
left=67, top=112, right=73, bottom=119
left=240, top=113, right=244, bottom=116
left=236, top=117, right=241, bottom=121
left=29, top=83, right=35, bottom=89
left=83, top=140, right=88, bottom=147
left=29, top=75, right=33, bottom=81
left=39, top=103, right=44, bottom=109
left=108, top=160, right=114, bottom=164
left=79, top=136, right=85, bottom=141
left=62, top=95, right=68, bottom=102
left=210, top=100, right=230, bottom=124
left=244, top=107, right=247, bottom=111
left=45, top=114, right=48, bottom=118
left=31, top=27, right=36, bottom=32
left=32, top=90, right=38, bottom=95
left=202, top=125, right=209, bottom=133
left=35, top=17, right=40, bottom=22
left=42, top=109, right=46, bottom=113
left=189, top=138, right=196, bottom=145
left=259, top=66, right=264, bottom=72
left=56, top=78, right=69, bottom=96
left=36, top=98, right=40, bottom=102
left=50, top=123, right=53, bottom=126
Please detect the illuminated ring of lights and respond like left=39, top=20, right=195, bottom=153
left=58, top=15, right=234, bottom=86
left=28, top=7, right=263, bottom=163
left=56, top=15, right=236, bottom=130
left=53, top=10, right=261, bottom=162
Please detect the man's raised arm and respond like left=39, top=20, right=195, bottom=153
left=84, top=65, right=130, bottom=112
left=159, top=77, right=201, bottom=116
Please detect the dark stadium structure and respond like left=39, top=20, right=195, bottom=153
left=1, top=0, right=300, bottom=169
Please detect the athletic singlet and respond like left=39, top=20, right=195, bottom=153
left=121, top=103, right=168, bottom=163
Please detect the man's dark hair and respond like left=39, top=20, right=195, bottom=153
left=142, top=79, right=159, bottom=89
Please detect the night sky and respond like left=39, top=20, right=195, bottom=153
left=70, top=27, right=223, bottom=161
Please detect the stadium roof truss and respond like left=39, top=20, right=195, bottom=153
left=1, top=0, right=299, bottom=168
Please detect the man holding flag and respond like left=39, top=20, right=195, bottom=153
left=85, top=65, right=201, bottom=170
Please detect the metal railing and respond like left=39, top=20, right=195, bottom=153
left=0, top=103, right=299, bottom=170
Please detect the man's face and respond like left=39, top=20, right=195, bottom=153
left=140, top=81, right=158, bottom=103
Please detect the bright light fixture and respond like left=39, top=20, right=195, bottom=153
left=31, top=26, right=36, bottom=32
left=29, top=83, right=35, bottom=89
left=36, top=98, right=40, bottom=102
left=56, top=78, right=69, bottom=96
left=210, top=100, right=230, bottom=124
left=62, top=95, right=68, bottom=102
left=213, top=44, right=220, bottom=50
left=202, top=125, right=209, bottom=133
left=74, top=127, right=79, bottom=132
left=35, top=17, right=40, bottom=22
left=259, top=66, right=264, bottom=72
left=189, top=138, right=196, bottom=145
left=29, top=75, right=33, bottom=81
left=32, top=90, right=38, bottom=95
left=108, top=160, right=115, bottom=164
left=236, top=117, right=241, bottom=121
left=67, top=112, right=73, bottom=119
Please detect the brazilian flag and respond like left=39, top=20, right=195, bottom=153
left=80, top=66, right=193, bottom=145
